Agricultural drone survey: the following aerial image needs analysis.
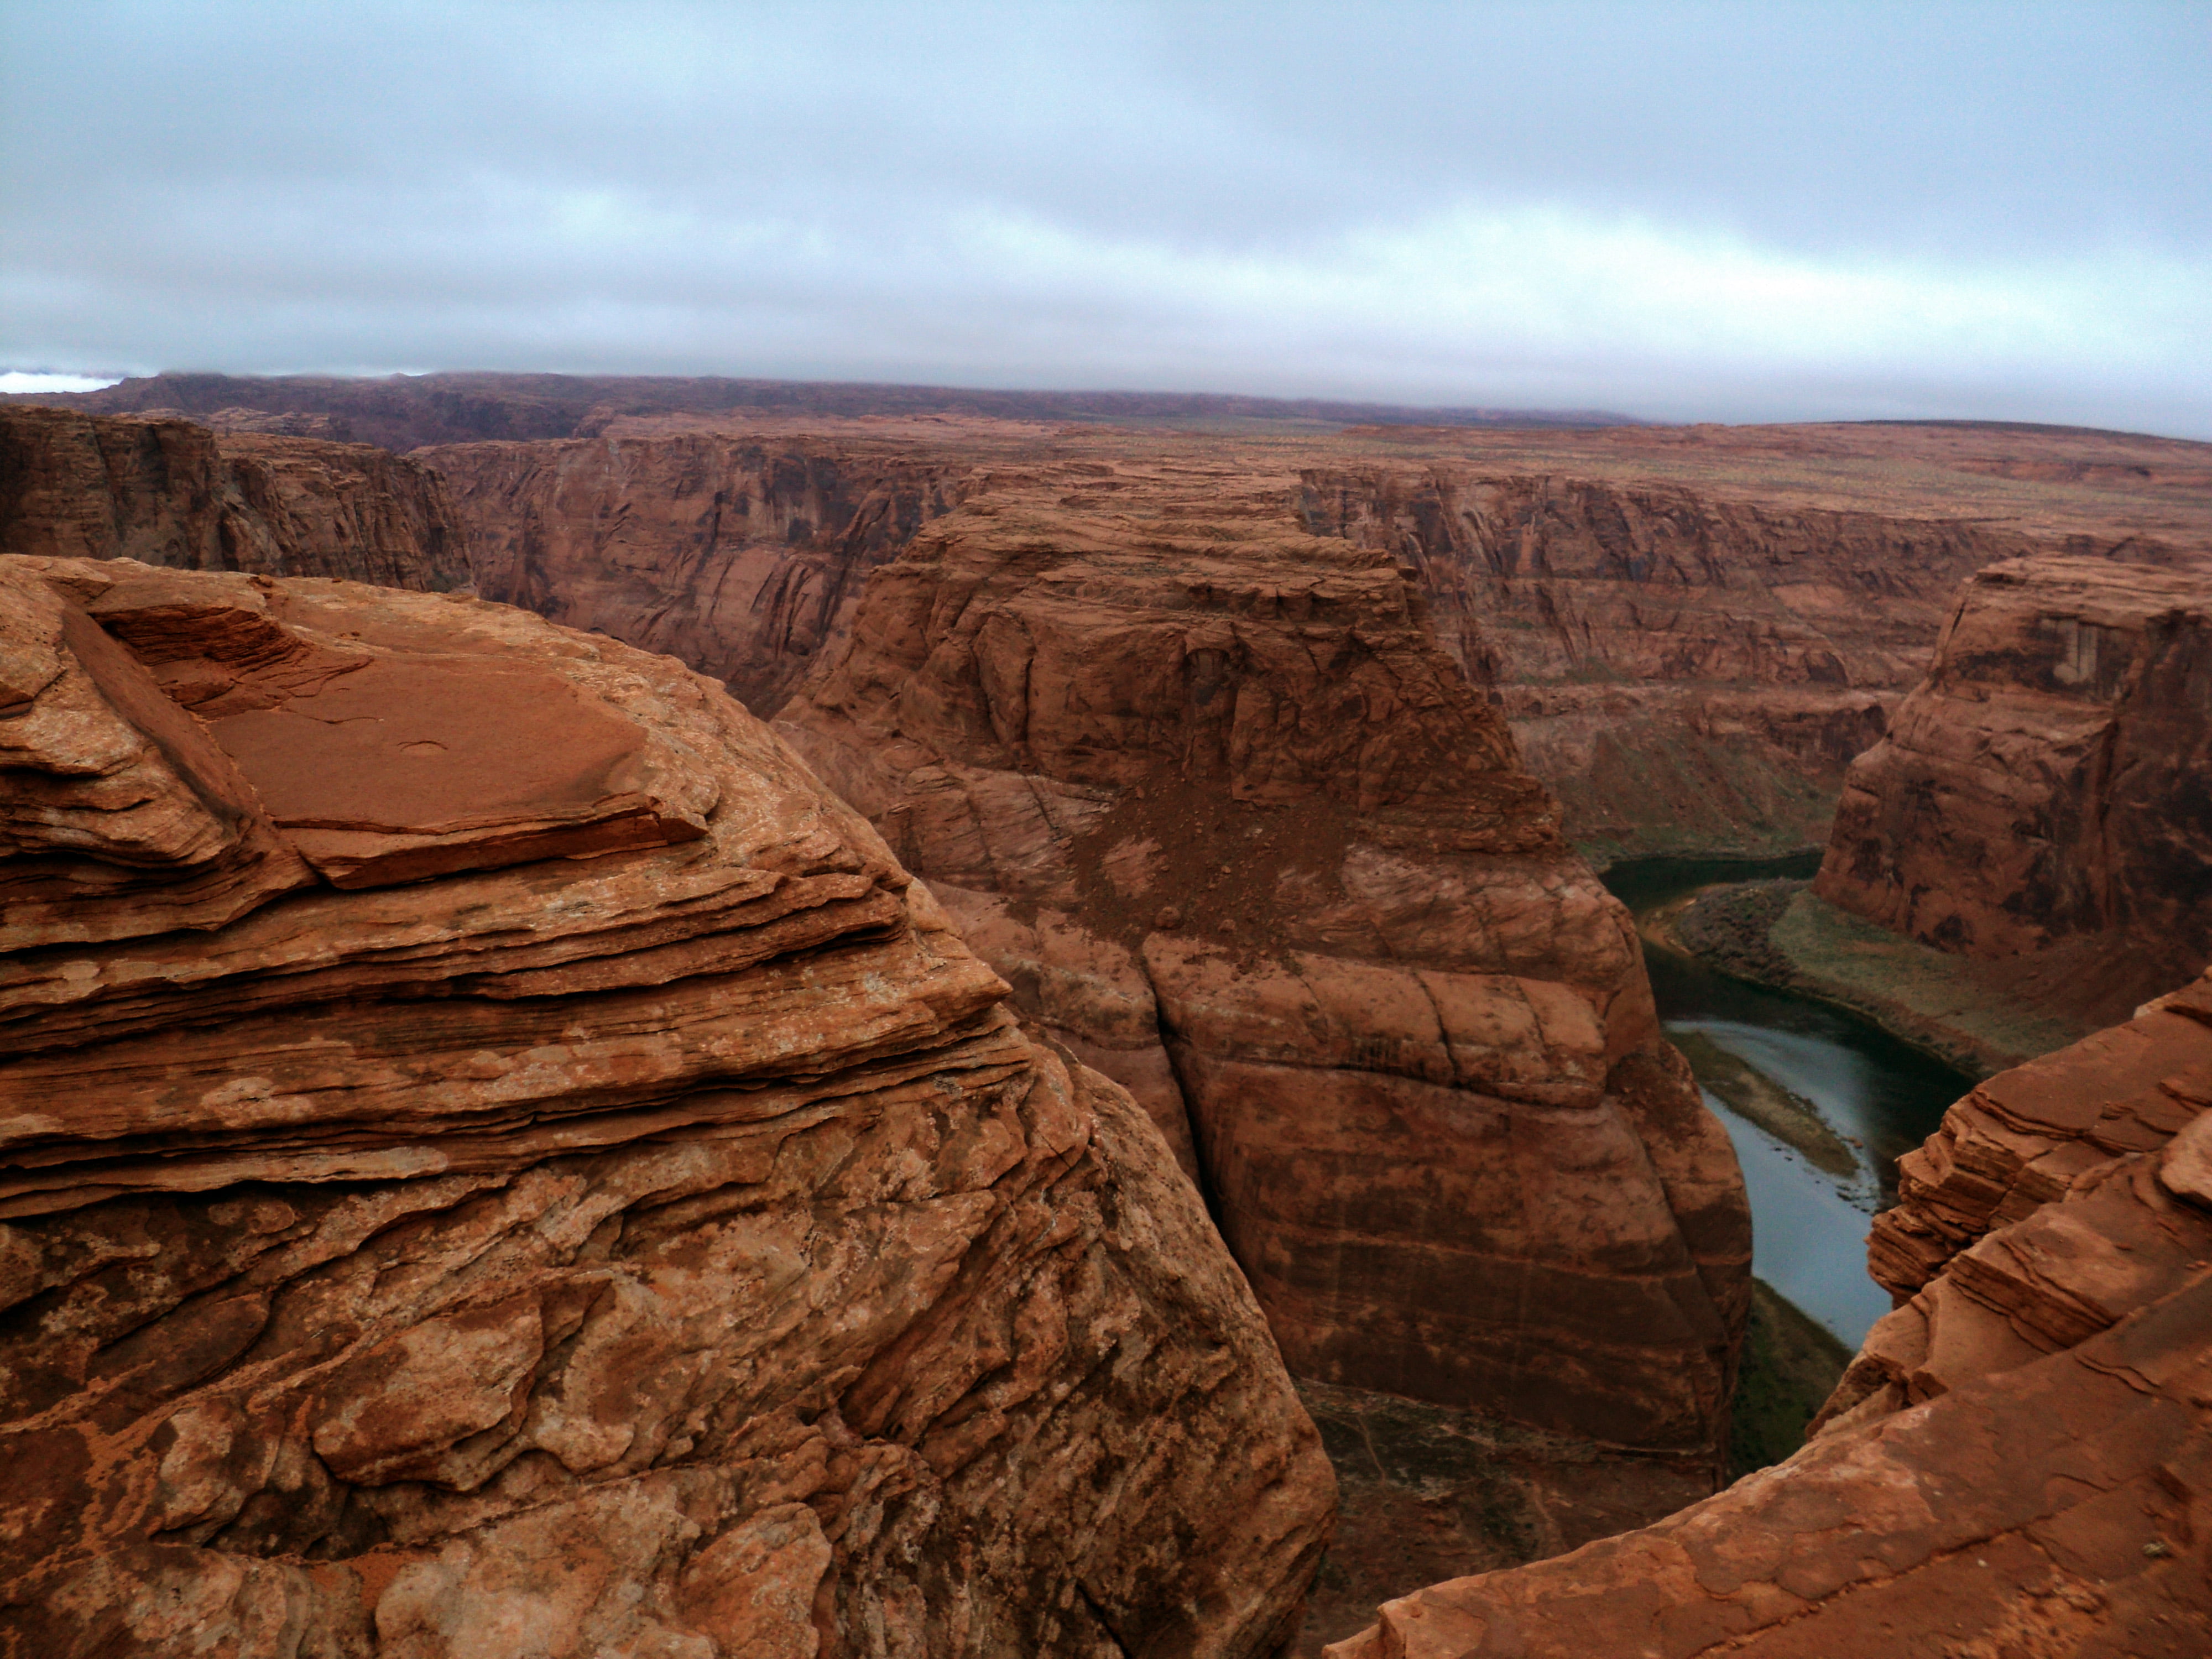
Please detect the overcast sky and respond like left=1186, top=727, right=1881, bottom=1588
left=4, top=1, right=2209, bottom=431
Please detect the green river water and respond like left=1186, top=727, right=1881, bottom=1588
left=1603, top=855, right=1973, bottom=1346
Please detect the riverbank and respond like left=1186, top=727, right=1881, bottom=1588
left=1728, top=1279, right=1853, bottom=1478
left=1606, top=853, right=1968, bottom=1344
left=1668, top=879, right=2091, bottom=1080
left=1670, top=1029, right=1856, bottom=1177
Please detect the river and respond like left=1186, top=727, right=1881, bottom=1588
left=1602, top=855, right=1973, bottom=1348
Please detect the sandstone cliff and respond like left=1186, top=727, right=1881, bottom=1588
left=418, top=432, right=978, bottom=712
left=415, top=416, right=2206, bottom=870
left=1814, top=555, right=2212, bottom=1027
left=1299, top=467, right=2045, bottom=864
left=0, top=556, right=1334, bottom=1658
left=774, top=461, right=1752, bottom=1457
left=0, top=409, right=468, bottom=592
left=1325, top=972, right=2212, bottom=1657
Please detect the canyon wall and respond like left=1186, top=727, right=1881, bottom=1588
left=1814, top=555, right=2212, bottom=1025
left=775, top=460, right=1751, bottom=1455
left=417, top=434, right=976, bottom=712
left=1300, top=467, right=2048, bottom=863
left=6, top=371, right=1631, bottom=453
left=1327, top=970, right=2212, bottom=1658
left=0, top=556, right=1334, bottom=1658
left=0, top=408, right=468, bottom=592
left=418, top=422, right=2193, bottom=869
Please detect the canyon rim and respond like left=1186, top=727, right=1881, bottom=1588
left=1, top=385, right=2208, bottom=1657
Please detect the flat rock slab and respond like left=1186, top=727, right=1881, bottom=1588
left=212, top=656, right=708, bottom=886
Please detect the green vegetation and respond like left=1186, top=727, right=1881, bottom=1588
left=1728, top=1277, right=1854, bottom=1478
left=1768, top=890, right=2089, bottom=1079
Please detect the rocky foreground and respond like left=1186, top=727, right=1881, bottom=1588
left=0, top=556, right=1335, bottom=1657
left=1327, top=969, right=2212, bottom=1657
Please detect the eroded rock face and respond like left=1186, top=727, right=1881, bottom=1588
left=416, top=434, right=982, bottom=712
left=1814, top=556, right=2212, bottom=1022
left=0, top=557, right=1334, bottom=1658
left=1299, top=467, right=2044, bottom=863
left=1860, top=972, right=2212, bottom=1302
left=1325, top=974, right=2212, bottom=1658
left=776, top=468, right=1751, bottom=1455
left=411, top=416, right=2210, bottom=872
left=0, top=409, right=468, bottom=592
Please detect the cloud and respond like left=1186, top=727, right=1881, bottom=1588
left=4, top=1, right=2209, bottom=432
left=0, top=372, right=122, bottom=395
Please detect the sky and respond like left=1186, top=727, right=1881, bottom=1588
left=4, top=1, right=2210, bottom=432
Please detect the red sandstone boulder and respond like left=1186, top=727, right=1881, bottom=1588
left=777, top=471, right=1751, bottom=1455
left=0, top=559, right=1335, bottom=1658
left=1814, top=555, right=2212, bottom=1022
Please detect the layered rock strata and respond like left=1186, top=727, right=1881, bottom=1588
left=1814, top=555, right=2212, bottom=1025
left=0, top=557, right=1335, bottom=1658
left=1299, top=468, right=2045, bottom=863
left=419, top=433, right=977, bottom=712
left=1862, top=970, right=2212, bottom=1299
left=0, top=408, right=468, bottom=592
left=1326, top=973, right=2212, bottom=1658
left=414, top=417, right=2208, bottom=868
left=776, top=469, right=1751, bottom=1454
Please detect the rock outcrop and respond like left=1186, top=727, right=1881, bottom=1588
left=1861, top=971, right=2212, bottom=1300
left=1325, top=971, right=2212, bottom=1658
left=416, top=416, right=2200, bottom=871
left=0, top=408, right=468, bottom=592
left=1299, top=468, right=2043, bottom=864
left=418, top=433, right=978, bottom=713
left=775, top=462, right=1751, bottom=1455
left=1814, top=555, right=2212, bottom=1026
left=0, top=556, right=1335, bottom=1658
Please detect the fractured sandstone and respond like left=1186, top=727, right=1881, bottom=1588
left=774, top=469, right=1752, bottom=1455
left=0, top=557, right=1335, bottom=1658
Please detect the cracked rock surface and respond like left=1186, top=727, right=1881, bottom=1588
left=0, top=557, right=1335, bottom=1659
